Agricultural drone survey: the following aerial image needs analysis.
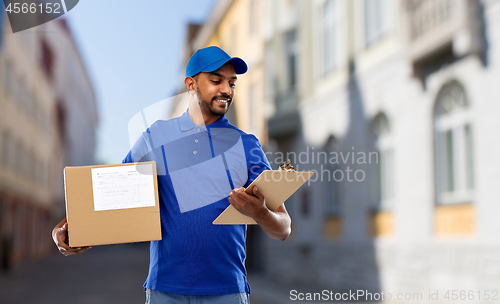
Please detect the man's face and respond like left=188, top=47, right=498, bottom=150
left=194, top=62, right=237, bottom=118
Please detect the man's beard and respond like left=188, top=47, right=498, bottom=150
left=196, top=87, right=231, bottom=117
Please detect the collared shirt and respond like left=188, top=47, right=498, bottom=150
left=123, top=110, right=271, bottom=295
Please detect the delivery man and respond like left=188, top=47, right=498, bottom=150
left=52, top=46, right=291, bottom=304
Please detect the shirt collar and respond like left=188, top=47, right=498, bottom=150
left=179, top=110, right=201, bottom=132
left=179, top=109, right=230, bottom=136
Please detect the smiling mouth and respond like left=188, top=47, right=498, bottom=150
left=214, top=98, right=231, bottom=105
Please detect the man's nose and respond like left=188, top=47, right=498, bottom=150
left=219, top=81, right=232, bottom=95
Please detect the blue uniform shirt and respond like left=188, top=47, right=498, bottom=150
left=122, top=110, right=271, bottom=295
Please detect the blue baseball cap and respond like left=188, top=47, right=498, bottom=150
left=186, top=46, right=248, bottom=78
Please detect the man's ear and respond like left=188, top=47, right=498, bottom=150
left=185, top=76, right=196, bottom=94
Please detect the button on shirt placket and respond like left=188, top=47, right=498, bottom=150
left=192, top=128, right=202, bottom=159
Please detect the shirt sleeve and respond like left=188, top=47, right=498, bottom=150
left=243, top=134, right=272, bottom=188
left=122, top=128, right=153, bottom=164
left=122, top=150, right=134, bottom=164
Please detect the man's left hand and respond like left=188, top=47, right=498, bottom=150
left=228, top=186, right=268, bottom=221
left=228, top=186, right=291, bottom=240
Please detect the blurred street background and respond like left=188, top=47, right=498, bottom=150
left=0, top=244, right=150, bottom=304
left=0, top=243, right=301, bottom=304
left=2, top=0, right=500, bottom=303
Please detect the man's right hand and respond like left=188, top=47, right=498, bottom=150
left=52, top=218, right=92, bottom=256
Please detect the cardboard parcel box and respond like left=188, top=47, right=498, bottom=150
left=64, top=161, right=162, bottom=247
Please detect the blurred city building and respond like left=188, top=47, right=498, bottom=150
left=0, top=17, right=97, bottom=271
left=260, top=0, right=500, bottom=297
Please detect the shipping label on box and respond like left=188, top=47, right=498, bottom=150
left=64, top=161, right=162, bottom=247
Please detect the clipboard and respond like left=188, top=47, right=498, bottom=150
left=212, top=170, right=315, bottom=225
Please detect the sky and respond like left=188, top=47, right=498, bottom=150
left=66, top=0, right=216, bottom=164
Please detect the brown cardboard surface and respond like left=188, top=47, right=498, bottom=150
left=64, top=161, right=161, bottom=247
left=212, top=170, right=314, bottom=225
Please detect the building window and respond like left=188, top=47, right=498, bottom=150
left=18, top=76, right=26, bottom=113
left=41, top=40, right=54, bottom=79
left=1, top=131, right=11, bottom=169
left=230, top=26, right=237, bottom=55
left=14, top=141, right=23, bottom=177
left=36, top=103, right=46, bottom=131
left=285, top=30, right=298, bottom=89
left=321, top=0, right=340, bottom=74
left=27, top=90, right=35, bottom=120
left=30, top=92, right=37, bottom=121
left=248, top=83, right=255, bottom=131
left=249, top=0, right=255, bottom=35
left=325, top=136, right=341, bottom=214
left=0, top=131, right=2, bottom=167
left=264, top=45, right=276, bottom=103
left=35, top=159, right=42, bottom=186
left=371, top=113, right=394, bottom=209
left=364, top=0, right=391, bottom=47
left=27, top=151, right=33, bottom=182
left=56, top=101, right=66, bottom=141
left=434, top=81, right=474, bottom=204
left=4, top=60, right=13, bottom=97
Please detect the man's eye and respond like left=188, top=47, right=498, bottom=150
left=211, top=80, right=221, bottom=84
left=229, top=83, right=236, bottom=88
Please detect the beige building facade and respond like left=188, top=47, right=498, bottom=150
left=0, top=17, right=97, bottom=269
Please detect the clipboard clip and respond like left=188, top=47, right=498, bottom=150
left=279, top=159, right=295, bottom=172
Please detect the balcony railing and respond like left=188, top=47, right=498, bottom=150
left=404, top=0, right=480, bottom=62
left=407, top=0, right=455, bottom=41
